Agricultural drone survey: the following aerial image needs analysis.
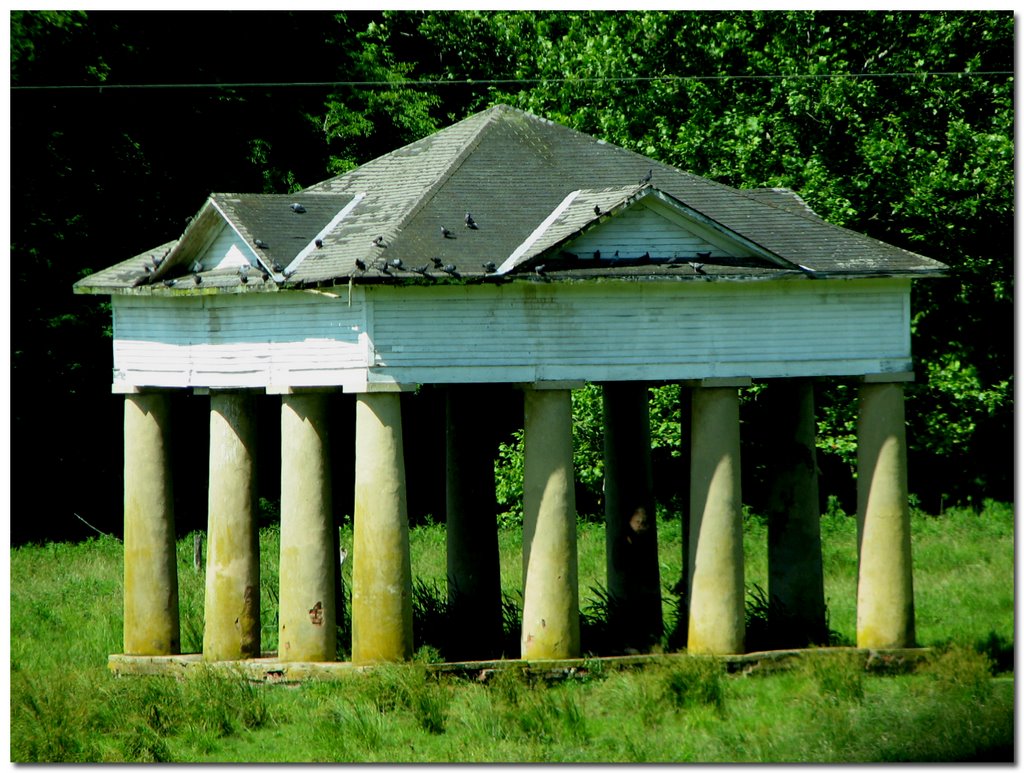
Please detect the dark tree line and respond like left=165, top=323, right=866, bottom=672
left=10, top=10, right=1012, bottom=544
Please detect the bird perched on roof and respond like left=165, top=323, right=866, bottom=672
left=534, top=264, right=547, bottom=278
left=594, top=204, right=603, bottom=216
left=240, top=273, right=249, bottom=284
left=482, top=261, right=497, bottom=273
left=431, top=257, right=444, bottom=269
left=639, top=168, right=653, bottom=186
left=410, top=263, right=431, bottom=276
left=390, top=257, right=404, bottom=270
left=690, top=262, right=707, bottom=275
left=143, top=263, right=152, bottom=274
left=355, top=258, right=367, bottom=272
left=593, top=250, right=601, bottom=260
left=696, top=251, right=712, bottom=261
left=440, top=225, right=455, bottom=239
left=260, top=270, right=270, bottom=282
left=465, top=212, right=478, bottom=229
left=272, top=260, right=285, bottom=273
left=637, top=251, right=651, bottom=264
left=315, top=238, right=324, bottom=249
left=152, top=253, right=165, bottom=268
left=162, top=278, right=177, bottom=287
left=255, top=239, right=269, bottom=249
left=441, top=263, right=459, bottom=276
left=239, top=264, right=250, bottom=284
left=373, top=235, right=385, bottom=247
left=193, top=273, right=203, bottom=285
left=290, top=203, right=306, bottom=213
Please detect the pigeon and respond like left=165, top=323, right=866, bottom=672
left=534, top=264, right=547, bottom=278
left=614, top=250, right=620, bottom=257
left=431, top=257, right=444, bottom=269
left=355, top=258, right=367, bottom=271
left=152, top=253, right=164, bottom=268
left=290, top=203, right=306, bottom=213
left=260, top=271, right=270, bottom=282
left=593, top=250, right=601, bottom=260
left=465, top=212, right=478, bottom=229
left=239, top=265, right=250, bottom=284
left=373, top=235, right=385, bottom=247
left=191, top=260, right=203, bottom=273
left=410, top=263, right=431, bottom=276
left=143, top=263, right=152, bottom=274
left=254, top=239, right=269, bottom=249
left=440, top=225, right=454, bottom=239
left=193, top=273, right=202, bottom=285
left=696, top=251, right=712, bottom=261
left=639, top=168, right=653, bottom=186
left=637, top=251, right=651, bottom=264
left=390, top=257, right=405, bottom=270
left=315, top=238, right=324, bottom=249
left=594, top=204, right=603, bottom=216
left=272, top=260, right=285, bottom=273
left=691, top=262, right=707, bottom=275
left=482, top=261, right=497, bottom=273
left=441, top=263, right=458, bottom=275
left=240, top=273, right=249, bottom=284
left=162, top=278, right=177, bottom=287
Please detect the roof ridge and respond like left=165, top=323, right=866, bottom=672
left=377, top=105, right=505, bottom=242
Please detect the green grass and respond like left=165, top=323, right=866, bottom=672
left=10, top=501, right=1014, bottom=762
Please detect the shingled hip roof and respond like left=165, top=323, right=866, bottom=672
left=74, top=104, right=946, bottom=295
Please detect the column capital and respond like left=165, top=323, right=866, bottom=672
left=860, top=371, right=915, bottom=383
left=515, top=380, right=586, bottom=391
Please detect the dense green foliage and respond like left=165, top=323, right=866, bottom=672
left=10, top=501, right=1014, bottom=761
left=10, top=10, right=1012, bottom=542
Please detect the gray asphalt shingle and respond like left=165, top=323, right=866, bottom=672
left=74, top=103, right=946, bottom=295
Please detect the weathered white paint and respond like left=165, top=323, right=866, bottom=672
left=566, top=197, right=750, bottom=261
left=110, top=279, right=912, bottom=389
left=112, top=291, right=367, bottom=390
left=202, top=204, right=261, bottom=272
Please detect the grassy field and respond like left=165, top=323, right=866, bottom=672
left=10, top=501, right=1014, bottom=762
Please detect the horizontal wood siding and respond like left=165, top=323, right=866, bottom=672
left=112, top=292, right=366, bottom=389
left=201, top=221, right=251, bottom=271
left=566, top=199, right=746, bottom=261
left=111, top=279, right=912, bottom=389
left=366, top=279, right=911, bottom=384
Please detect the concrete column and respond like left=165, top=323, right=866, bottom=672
left=602, top=382, right=662, bottom=652
left=687, top=387, right=745, bottom=655
left=765, top=379, right=827, bottom=647
left=278, top=393, right=335, bottom=662
left=521, top=387, right=580, bottom=659
left=352, top=392, right=413, bottom=664
left=445, top=385, right=503, bottom=661
left=123, top=392, right=180, bottom=655
left=203, top=392, right=260, bottom=661
left=856, top=381, right=916, bottom=648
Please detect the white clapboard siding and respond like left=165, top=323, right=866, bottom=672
left=198, top=221, right=254, bottom=271
left=112, top=292, right=367, bottom=389
left=365, top=279, right=911, bottom=384
left=111, top=279, right=912, bottom=389
left=566, top=198, right=748, bottom=260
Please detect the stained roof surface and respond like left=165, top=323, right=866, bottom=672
left=74, top=104, right=947, bottom=295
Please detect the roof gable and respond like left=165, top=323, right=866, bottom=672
left=74, top=103, right=947, bottom=295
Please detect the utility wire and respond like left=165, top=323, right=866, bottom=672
left=11, top=70, right=1014, bottom=92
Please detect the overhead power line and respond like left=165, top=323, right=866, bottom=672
left=11, top=70, right=1014, bottom=92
